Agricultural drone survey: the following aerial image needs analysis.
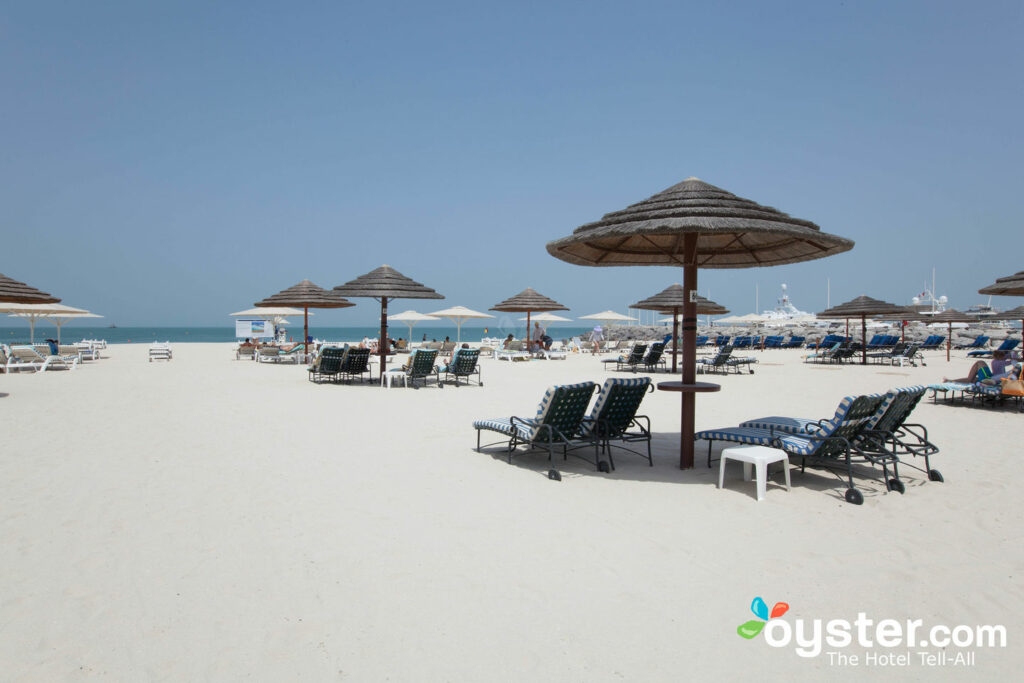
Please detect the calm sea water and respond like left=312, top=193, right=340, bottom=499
left=0, top=325, right=644, bottom=345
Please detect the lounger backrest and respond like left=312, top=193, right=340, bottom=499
left=408, top=349, right=438, bottom=377
left=318, top=347, right=347, bottom=373
left=806, top=394, right=886, bottom=459
left=344, top=348, right=371, bottom=373
left=998, top=339, right=1019, bottom=351
left=11, top=346, right=44, bottom=361
left=583, top=377, right=651, bottom=438
left=645, top=342, right=665, bottom=363
left=450, top=348, right=480, bottom=374
left=868, top=386, right=927, bottom=434
left=627, top=344, right=647, bottom=363
left=529, top=382, right=597, bottom=442
left=714, top=345, right=733, bottom=364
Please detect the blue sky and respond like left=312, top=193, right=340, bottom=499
left=2, top=1, right=1022, bottom=326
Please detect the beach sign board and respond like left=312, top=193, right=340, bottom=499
left=235, top=319, right=274, bottom=338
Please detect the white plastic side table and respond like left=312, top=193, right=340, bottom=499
left=718, top=445, right=791, bottom=501
left=382, top=370, right=408, bottom=388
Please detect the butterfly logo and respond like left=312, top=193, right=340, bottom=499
left=737, top=597, right=789, bottom=639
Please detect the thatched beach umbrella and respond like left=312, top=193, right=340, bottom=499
left=630, top=284, right=728, bottom=373
left=489, top=288, right=568, bottom=349
left=0, top=273, right=60, bottom=304
left=547, top=177, right=852, bottom=469
left=817, top=296, right=915, bottom=365
left=256, top=279, right=354, bottom=351
left=979, top=271, right=1024, bottom=297
left=925, top=309, right=984, bottom=362
left=993, top=306, right=1024, bottom=340
left=334, top=265, right=444, bottom=372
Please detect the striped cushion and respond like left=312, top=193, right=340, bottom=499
left=967, top=383, right=1002, bottom=397
left=473, top=417, right=537, bottom=441
left=928, top=382, right=971, bottom=392
left=693, top=427, right=819, bottom=456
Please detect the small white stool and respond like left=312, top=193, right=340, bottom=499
left=718, top=445, right=791, bottom=501
left=382, top=370, right=408, bottom=388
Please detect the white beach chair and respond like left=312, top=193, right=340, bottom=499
left=149, top=342, right=173, bottom=362
left=9, top=345, right=77, bottom=371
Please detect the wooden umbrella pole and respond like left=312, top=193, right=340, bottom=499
left=380, top=296, right=389, bottom=375
left=680, top=235, right=698, bottom=470
left=861, top=314, right=867, bottom=365
left=947, top=321, right=951, bottom=362
left=527, top=311, right=531, bottom=351
left=672, top=308, right=679, bottom=374
left=304, top=306, right=309, bottom=351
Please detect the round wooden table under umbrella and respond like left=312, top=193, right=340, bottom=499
left=924, top=309, right=985, bottom=362
left=816, top=296, right=916, bottom=365
left=255, top=280, right=354, bottom=356
left=547, top=177, right=853, bottom=470
left=630, top=285, right=727, bottom=373
left=489, top=288, right=569, bottom=351
left=334, top=265, right=444, bottom=375
left=0, top=272, right=60, bottom=304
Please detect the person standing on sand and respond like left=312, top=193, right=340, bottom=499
left=590, top=325, right=604, bottom=354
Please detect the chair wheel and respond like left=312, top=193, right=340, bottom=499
left=547, top=469, right=561, bottom=481
left=598, top=461, right=610, bottom=473
left=928, top=469, right=944, bottom=482
left=888, top=478, right=905, bottom=494
left=845, top=488, right=864, bottom=505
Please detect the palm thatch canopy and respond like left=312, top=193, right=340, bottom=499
left=0, top=272, right=60, bottom=304
left=490, top=288, right=568, bottom=313
left=817, top=295, right=914, bottom=319
left=333, top=265, right=444, bottom=300
left=256, top=280, right=354, bottom=309
left=631, top=284, right=728, bottom=314
left=546, top=178, right=854, bottom=268
left=979, top=271, right=1024, bottom=297
left=923, top=309, right=982, bottom=323
left=993, top=305, right=1024, bottom=322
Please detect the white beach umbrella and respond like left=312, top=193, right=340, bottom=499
left=388, top=310, right=440, bottom=341
left=231, top=306, right=309, bottom=328
left=518, top=312, right=572, bottom=322
left=578, top=310, right=638, bottom=325
left=426, top=305, right=495, bottom=343
left=2, top=303, right=93, bottom=343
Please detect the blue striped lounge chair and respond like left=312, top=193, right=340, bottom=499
left=474, top=382, right=601, bottom=473
left=642, top=342, right=667, bottom=372
left=740, top=387, right=940, bottom=486
left=400, top=348, right=441, bottom=388
left=308, top=346, right=347, bottom=383
left=580, top=377, right=654, bottom=470
left=602, top=343, right=647, bottom=372
left=695, top=394, right=889, bottom=505
left=968, top=338, right=1019, bottom=358
left=442, top=348, right=482, bottom=386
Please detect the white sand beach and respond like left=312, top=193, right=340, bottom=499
left=1, top=344, right=1021, bottom=680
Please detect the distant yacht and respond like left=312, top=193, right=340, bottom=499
left=762, top=284, right=811, bottom=320
left=107, top=323, right=117, bottom=328
left=965, top=298, right=1000, bottom=318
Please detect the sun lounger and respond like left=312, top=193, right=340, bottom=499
left=474, top=381, right=601, bottom=474
left=642, top=342, right=667, bottom=372
left=385, top=348, right=440, bottom=388
left=441, top=348, right=482, bottom=386
left=920, top=335, right=945, bottom=350
left=10, top=345, right=77, bottom=371
left=956, top=335, right=989, bottom=350
left=494, top=341, right=531, bottom=362
left=696, top=393, right=891, bottom=505
left=967, top=339, right=1019, bottom=358
left=696, top=345, right=756, bottom=374
left=338, top=347, right=372, bottom=383
left=149, top=342, right=172, bottom=362
left=2, top=346, right=44, bottom=373
left=308, top=346, right=346, bottom=383
left=580, top=377, right=653, bottom=469
left=602, top=343, right=647, bottom=372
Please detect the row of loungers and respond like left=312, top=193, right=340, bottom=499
left=308, top=347, right=484, bottom=388
left=1, top=344, right=82, bottom=372
left=695, top=386, right=942, bottom=505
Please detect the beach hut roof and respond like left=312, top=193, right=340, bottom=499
left=817, top=295, right=914, bottom=319
left=546, top=177, right=854, bottom=268
left=255, top=279, right=354, bottom=309
left=631, top=284, right=729, bottom=314
left=490, top=288, right=568, bottom=313
left=0, top=273, right=60, bottom=304
left=978, top=271, right=1024, bottom=297
left=333, top=265, right=444, bottom=300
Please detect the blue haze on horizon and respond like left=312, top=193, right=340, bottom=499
left=2, top=1, right=1022, bottom=328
